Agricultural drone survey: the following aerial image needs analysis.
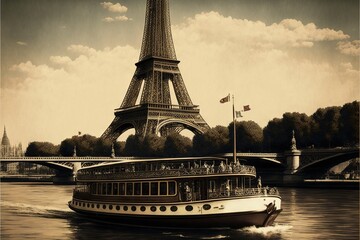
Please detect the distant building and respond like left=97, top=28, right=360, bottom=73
left=6, top=162, right=19, bottom=173
left=0, top=126, right=24, bottom=157
left=1, top=126, right=23, bottom=174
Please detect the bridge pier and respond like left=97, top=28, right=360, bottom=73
left=283, top=150, right=303, bottom=186
left=52, top=162, right=81, bottom=185
left=282, top=131, right=304, bottom=186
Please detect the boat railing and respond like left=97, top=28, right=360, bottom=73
left=74, top=184, right=89, bottom=193
left=76, top=165, right=256, bottom=180
left=208, top=187, right=280, bottom=199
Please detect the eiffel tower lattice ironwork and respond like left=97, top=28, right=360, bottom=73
left=101, top=0, right=209, bottom=141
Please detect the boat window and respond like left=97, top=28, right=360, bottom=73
left=168, top=181, right=176, bottom=195
left=95, top=183, right=99, bottom=194
left=160, top=182, right=167, bottom=195
left=209, top=180, right=216, bottom=193
left=134, top=182, right=141, bottom=195
left=102, top=183, right=107, bottom=195
left=126, top=183, right=133, bottom=195
left=119, top=183, right=125, bottom=195
left=142, top=182, right=149, bottom=195
left=151, top=182, right=158, bottom=195
left=107, top=183, right=112, bottom=195
left=91, top=183, right=96, bottom=194
left=185, top=205, right=193, bottom=211
left=203, top=204, right=211, bottom=210
left=113, top=183, right=119, bottom=195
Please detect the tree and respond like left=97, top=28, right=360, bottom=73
left=123, top=134, right=143, bottom=156
left=93, top=138, right=113, bottom=156
left=59, top=134, right=101, bottom=156
left=192, top=125, right=229, bottom=155
left=229, top=121, right=263, bottom=152
left=59, top=138, right=75, bottom=156
left=164, top=133, right=192, bottom=157
left=311, top=107, right=341, bottom=148
left=263, top=118, right=287, bottom=152
left=339, top=101, right=359, bottom=146
left=282, top=112, right=312, bottom=148
left=142, top=134, right=165, bottom=157
left=264, top=112, right=312, bottom=151
left=25, top=142, right=59, bottom=156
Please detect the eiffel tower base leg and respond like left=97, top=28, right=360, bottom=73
left=102, top=104, right=209, bottom=141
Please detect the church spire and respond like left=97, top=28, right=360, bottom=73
left=1, top=126, right=11, bottom=146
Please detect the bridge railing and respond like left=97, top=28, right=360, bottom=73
left=76, top=165, right=256, bottom=180
left=208, top=187, right=280, bottom=199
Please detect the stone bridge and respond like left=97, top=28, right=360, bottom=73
left=0, top=147, right=358, bottom=185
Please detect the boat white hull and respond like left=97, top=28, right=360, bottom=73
left=69, top=196, right=282, bottom=229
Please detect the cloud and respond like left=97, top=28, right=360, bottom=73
left=115, top=16, right=131, bottom=21
left=102, top=15, right=132, bottom=22
left=337, top=40, right=360, bottom=56
left=172, top=12, right=359, bottom=128
left=16, top=41, right=27, bottom=46
left=4, top=45, right=138, bottom=144
left=100, top=2, right=127, bottom=13
left=67, top=44, right=97, bottom=56
left=174, top=12, right=349, bottom=50
left=50, top=56, right=72, bottom=65
left=278, top=19, right=349, bottom=43
left=103, top=17, right=115, bottom=22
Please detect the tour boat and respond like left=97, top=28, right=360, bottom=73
left=68, top=156, right=282, bottom=229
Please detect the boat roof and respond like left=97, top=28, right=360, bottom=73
left=80, top=156, right=227, bottom=170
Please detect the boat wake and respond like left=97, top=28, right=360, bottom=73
left=199, top=235, right=229, bottom=239
left=0, top=200, right=73, bottom=219
left=162, top=231, right=229, bottom=239
left=238, top=224, right=293, bottom=237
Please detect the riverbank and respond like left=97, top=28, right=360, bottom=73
left=0, top=175, right=53, bottom=182
left=301, top=179, right=359, bottom=189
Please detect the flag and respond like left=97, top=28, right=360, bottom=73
left=243, top=105, right=251, bottom=111
left=235, top=111, right=243, bottom=118
left=220, top=94, right=230, bottom=103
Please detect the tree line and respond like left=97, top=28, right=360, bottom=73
left=25, top=101, right=359, bottom=157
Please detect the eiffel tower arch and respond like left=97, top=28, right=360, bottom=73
left=102, top=0, right=209, bottom=141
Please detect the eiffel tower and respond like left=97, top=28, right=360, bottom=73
left=102, top=0, right=209, bottom=141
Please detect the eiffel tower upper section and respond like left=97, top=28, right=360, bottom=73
left=102, top=0, right=209, bottom=140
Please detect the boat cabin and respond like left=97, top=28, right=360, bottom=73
left=74, top=157, right=276, bottom=204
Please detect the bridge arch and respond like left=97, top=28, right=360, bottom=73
left=296, top=150, right=359, bottom=177
left=29, top=161, right=74, bottom=174
left=156, top=119, right=205, bottom=136
left=111, top=122, right=137, bottom=140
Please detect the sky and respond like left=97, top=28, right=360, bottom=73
left=1, top=0, right=359, bottom=146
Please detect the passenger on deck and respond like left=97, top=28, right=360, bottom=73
left=218, top=161, right=226, bottom=173
left=257, top=176, right=262, bottom=189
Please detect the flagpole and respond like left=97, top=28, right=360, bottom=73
left=232, top=94, right=236, bottom=163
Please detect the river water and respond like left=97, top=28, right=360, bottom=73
left=0, top=182, right=358, bottom=240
